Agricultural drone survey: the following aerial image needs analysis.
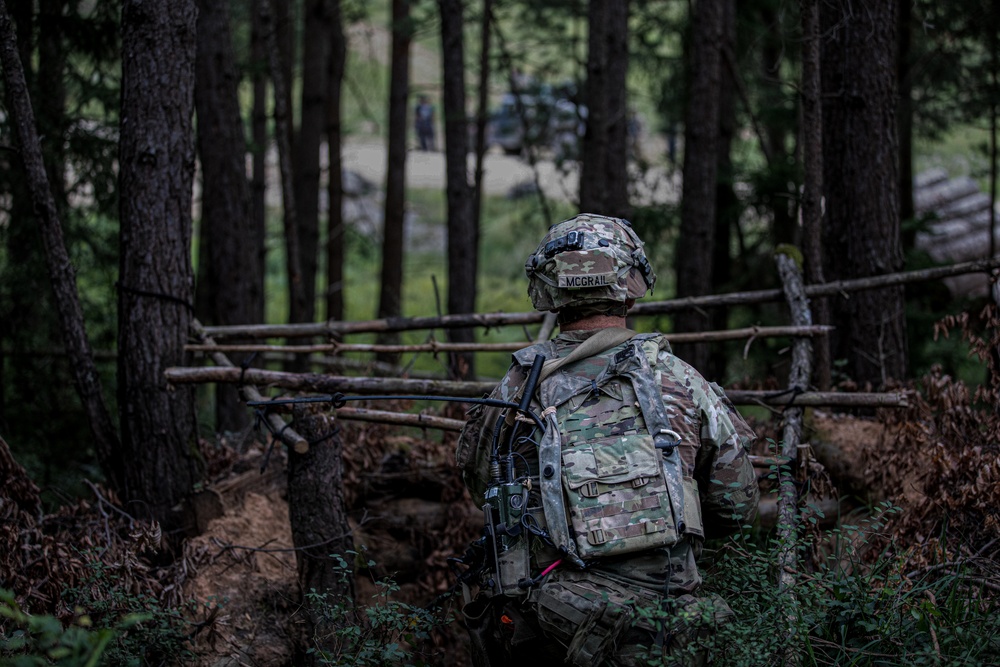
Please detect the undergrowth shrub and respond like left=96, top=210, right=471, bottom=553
left=667, top=307, right=1000, bottom=667
left=678, top=504, right=1000, bottom=666
left=304, top=552, right=447, bottom=666
left=1, top=588, right=120, bottom=667
left=865, top=305, right=1000, bottom=571
left=0, top=582, right=189, bottom=667
left=60, top=556, right=193, bottom=666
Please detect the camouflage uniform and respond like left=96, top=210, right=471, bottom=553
left=456, top=330, right=759, bottom=666
left=456, top=214, right=759, bottom=666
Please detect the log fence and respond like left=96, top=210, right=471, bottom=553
left=170, top=257, right=988, bottom=441
left=170, top=254, right=999, bottom=647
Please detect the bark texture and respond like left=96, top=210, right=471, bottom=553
left=579, top=0, right=630, bottom=220
left=709, top=0, right=737, bottom=381
left=820, top=0, right=907, bottom=387
left=439, top=0, right=477, bottom=380
left=258, top=0, right=307, bottom=325
left=294, top=0, right=331, bottom=324
left=251, top=5, right=268, bottom=315
left=118, top=0, right=199, bottom=531
left=326, top=0, right=347, bottom=321
left=195, top=0, right=262, bottom=433
left=376, top=0, right=412, bottom=364
left=674, top=0, right=723, bottom=373
left=288, top=408, right=355, bottom=664
left=800, top=0, right=831, bottom=389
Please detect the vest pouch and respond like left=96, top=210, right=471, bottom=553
left=533, top=575, right=635, bottom=667
left=681, top=476, right=704, bottom=539
left=561, top=434, right=680, bottom=559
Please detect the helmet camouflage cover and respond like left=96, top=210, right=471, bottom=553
left=524, top=213, right=657, bottom=312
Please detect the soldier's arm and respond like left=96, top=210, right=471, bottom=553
left=694, top=383, right=760, bottom=539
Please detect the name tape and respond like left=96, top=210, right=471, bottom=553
left=558, top=273, right=616, bottom=289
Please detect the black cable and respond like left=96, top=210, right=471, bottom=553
left=238, top=352, right=259, bottom=386
left=248, top=393, right=546, bottom=432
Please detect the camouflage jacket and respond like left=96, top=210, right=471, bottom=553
left=456, top=329, right=759, bottom=595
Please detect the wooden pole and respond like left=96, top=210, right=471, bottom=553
left=775, top=250, right=812, bottom=666
left=164, top=365, right=908, bottom=407
left=190, top=319, right=309, bottom=453
left=185, top=324, right=834, bottom=355
left=201, top=257, right=1000, bottom=339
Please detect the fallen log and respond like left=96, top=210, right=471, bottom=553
left=164, top=366, right=909, bottom=407
left=774, top=251, right=813, bottom=595
left=757, top=495, right=841, bottom=530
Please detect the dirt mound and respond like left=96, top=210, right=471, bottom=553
left=810, top=410, right=889, bottom=503
left=179, top=420, right=479, bottom=667
left=183, top=490, right=298, bottom=666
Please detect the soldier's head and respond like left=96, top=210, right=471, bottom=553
left=524, top=213, right=656, bottom=325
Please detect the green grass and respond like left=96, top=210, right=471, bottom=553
left=257, top=186, right=574, bottom=379
left=915, top=122, right=999, bottom=194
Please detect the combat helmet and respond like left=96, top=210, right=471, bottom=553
left=524, top=213, right=656, bottom=313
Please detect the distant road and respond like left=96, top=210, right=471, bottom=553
left=340, top=138, right=680, bottom=206
left=342, top=138, right=574, bottom=200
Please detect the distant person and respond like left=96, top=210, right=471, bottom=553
left=666, top=122, right=678, bottom=166
left=415, top=95, right=436, bottom=151
left=627, top=109, right=643, bottom=161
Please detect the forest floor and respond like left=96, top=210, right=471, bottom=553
left=6, top=357, right=998, bottom=665
left=178, top=410, right=885, bottom=667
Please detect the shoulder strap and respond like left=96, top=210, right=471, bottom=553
left=537, top=327, right=635, bottom=384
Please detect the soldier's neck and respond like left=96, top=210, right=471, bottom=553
left=560, top=314, right=628, bottom=332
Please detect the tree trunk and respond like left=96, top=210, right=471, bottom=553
left=195, top=0, right=262, bottom=434
left=800, top=0, right=831, bottom=390
left=580, top=0, right=630, bottom=220
left=709, top=0, right=736, bottom=382
left=674, top=0, right=723, bottom=373
left=439, top=0, right=477, bottom=380
left=274, top=0, right=295, bottom=156
left=0, top=0, right=123, bottom=492
left=258, top=0, right=307, bottom=325
left=288, top=408, right=355, bottom=664
left=118, top=0, right=199, bottom=532
left=897, top=0, right=915, bottom=237
left=759, top=4, right=796, bottom=247
left=251, top=2, right=268, bottom=326
left=0, top=5, right=65, bottom=483
left=37, top=0, right=66, bottom=207
left=820, top=0, right=907, bottom=388
left=472, top=0, right=493, bottom=229
left=294, top=0, right=331, bottom=325
left=326, top=0, right=347, bottom=322
left=376, top=0, right=412, bottom=364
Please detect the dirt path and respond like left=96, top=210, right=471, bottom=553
left=343, top=139, right=573, bottom=199
left=341, top=138, right=680, bottom=206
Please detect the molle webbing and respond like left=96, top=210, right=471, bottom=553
left=517, top=332, right=687, bottom=565
left=617, top=340, right=687, bottom=539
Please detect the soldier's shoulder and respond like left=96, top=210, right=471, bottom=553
left=656, top=349, right=715, bottom=401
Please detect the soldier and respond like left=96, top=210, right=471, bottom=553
left=456, top=213, right=759, bottom=666
left=414, top=94, right=436, bottom=151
